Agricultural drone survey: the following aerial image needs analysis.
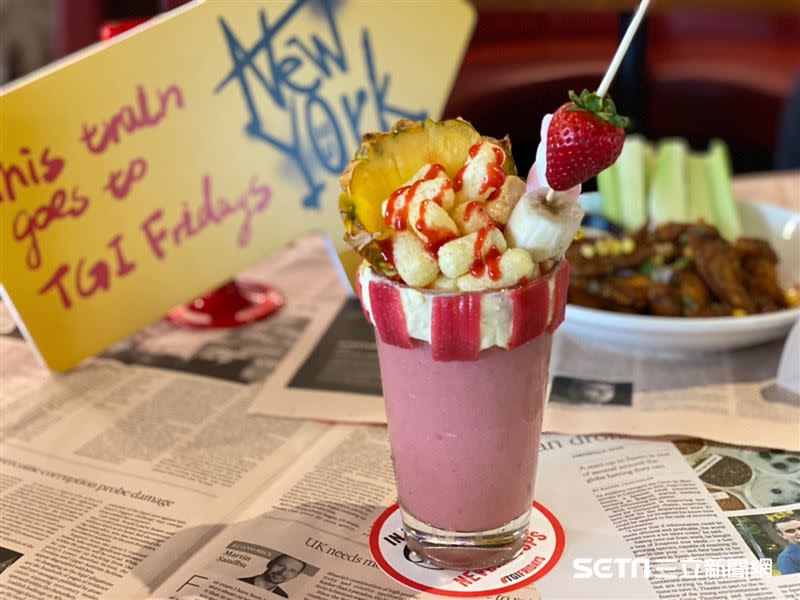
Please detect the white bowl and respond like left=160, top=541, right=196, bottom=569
left=562, top=193, right=800, bottom=353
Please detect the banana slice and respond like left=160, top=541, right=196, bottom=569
left=504, top=188, right=584, bottom=262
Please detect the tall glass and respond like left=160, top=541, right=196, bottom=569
left=360, top=260, right=569, bottom=570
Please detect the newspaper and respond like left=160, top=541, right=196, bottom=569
left=251, top=271, right=800, bottom=451
left=2, top=236, right=800, bottom=599
left=3, top=341, right=800, bottom=600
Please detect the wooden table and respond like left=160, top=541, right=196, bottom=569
left=732, top=170, right=800, bottom=212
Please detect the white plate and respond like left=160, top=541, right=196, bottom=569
left=562, top=193, right=800, bottom=353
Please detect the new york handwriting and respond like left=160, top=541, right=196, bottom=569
left=215, top=0, right=426, bottom=210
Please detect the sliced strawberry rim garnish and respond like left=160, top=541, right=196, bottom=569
left=431, top=293, right=482, bottom=361
left=368, top=280, right=414, bottom=348
left=546, top=259, right=570, bottom=333
left=508, top=276, right=550, bottom=350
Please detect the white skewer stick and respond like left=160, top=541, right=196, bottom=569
left=597, top=0, right=650, bottom=98
left=544, top=0, right=650, bottom=204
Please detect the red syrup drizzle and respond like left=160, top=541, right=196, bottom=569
left=384, top=164, right=447, bottom=230
left=453, top=143, right=506, bottom=200
left=485, top=246, right=503, bottom=280
left=415, top=200, right=457, bottom=255
left=464, top=200, right=484, bottom=222
left=385, top=187, right=412, bottom=230
left=483, top=145, right=507, bottom=201
left=470, top=225, right=503, bottom=281
left=376, top=238, right=395, bottom=269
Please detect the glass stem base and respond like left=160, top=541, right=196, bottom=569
left=401, top=506, right=531, bottom=570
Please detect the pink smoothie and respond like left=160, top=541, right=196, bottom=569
left=377, top=333, right=552, bottom=533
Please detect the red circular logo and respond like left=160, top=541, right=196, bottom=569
left=369, top=501, right=566, bottom=597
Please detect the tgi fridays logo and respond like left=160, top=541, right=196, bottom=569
left=369, top=502, right=566, bottom=598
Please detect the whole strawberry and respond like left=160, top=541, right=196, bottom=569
left=546, top=89, right=629, bottom=191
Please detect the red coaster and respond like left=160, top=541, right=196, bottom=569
left=369, top=502, right=565, bottom=598
left=166, top=281, right=284, bottom=329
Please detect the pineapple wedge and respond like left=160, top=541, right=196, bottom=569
left=339, top=118, right=516, bottom=277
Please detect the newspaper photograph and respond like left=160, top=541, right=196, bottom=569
left=251, top=285, right=800, bottom=451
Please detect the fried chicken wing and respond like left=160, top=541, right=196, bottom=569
left=676, top=269, right=712, bottom=316
left=688, top=227, right=756, bottom=313
left=566, top=221, right=790, bottom=317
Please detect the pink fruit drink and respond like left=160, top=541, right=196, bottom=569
left=378, top=333, right=551, bottom=531
left=358, top=259, right=570, bottom=569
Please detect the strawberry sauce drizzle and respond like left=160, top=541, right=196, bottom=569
left=470, top=225, right=502, bottom=280
left=464, top=201, right=484, bottom=221
left=415, top=200, right=457, bottom=255
left=482, top=145, right=507, bottom=200
left=375, top=238, right=395, bottom=270
left=384, top=164, right=447, bottom=230
left=485, top=246, right=502, bottom=280
left=385, top=187, right=411, bottom=230
left=453, top=143, right=506, bottom=199
left=453, top=168, right=465, bottom=193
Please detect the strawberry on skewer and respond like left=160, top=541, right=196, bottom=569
left=545, top=89, right=629, bottom=191
left=539, top=0, right=648, bottom=201
left=509, top=0, right=648, bottom=263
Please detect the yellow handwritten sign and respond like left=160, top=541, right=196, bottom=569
left=0, top=0, right=475, bottom=371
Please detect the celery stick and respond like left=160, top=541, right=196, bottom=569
left=686, top=152, right=713, bottom=223
left=597, top=163, right=621, bottom=223
left=644, top=140, right=656, bottom=183
left=615, top=135, right=648, bottom=230
left=648, top=138, right=689, bottom=224
left=707, top=139, right=742, bottom=241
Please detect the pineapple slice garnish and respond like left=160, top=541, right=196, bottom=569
left=339, top=118, right=516, bottom=277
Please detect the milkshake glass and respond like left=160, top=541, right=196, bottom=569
left=358, top=258, right=570, bottom=570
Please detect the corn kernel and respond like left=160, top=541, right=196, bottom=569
left=609, top=239, right=622, bottom=255
left=579, top=244, right=596, bottom=259
left=573, top=229, right=585, bottom=241
left=732, top=308, right=748, bottom=317
left=595, top=239, right=610, bottom=257
left=786, top=287, right=799, bottom=307
left=621, top=237, right=635, bottom=254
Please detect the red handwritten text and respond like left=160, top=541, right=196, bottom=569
left=13, top=186, right=90, bottom=269
left=140, top=174, right=272, bottom=261
left=80, top=84, right=184, bottom=155
left=38, top=234, right=136, bottom=309
left=0, top=147, right=65, bottom=202
left=105, top=157, right=148, bottom=200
